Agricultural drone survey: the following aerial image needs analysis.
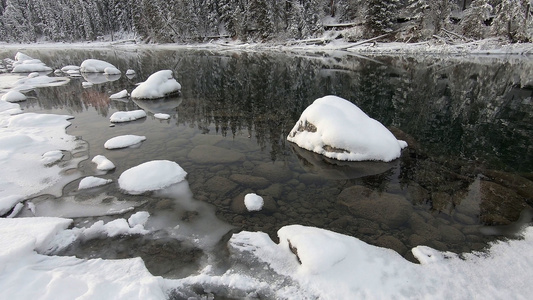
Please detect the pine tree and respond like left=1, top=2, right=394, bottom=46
left=366, top=0, right=399, bottom=36
left=491, top=0, right=532, bottom=42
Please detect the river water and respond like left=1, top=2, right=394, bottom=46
left=1, top=47, right=532, bottom=277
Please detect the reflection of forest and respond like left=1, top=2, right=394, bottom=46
left=11, top=49, right=533, bottom=172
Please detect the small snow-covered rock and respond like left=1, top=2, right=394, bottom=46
left=287, top=95, right=407, bottom=162
left=1, top=90, right=27, bottom=102
left=131, top=70, right=181, bottom=99
left=244, top=193, right=264, bottom=212
left=104, top=67, right=121, bottom=75
left=41, top=150, right=63, bottom=165
left=128, top=211, right=150, bottom=227
left=61, top=65, right=80, bottom=72
left=82, top=82, right=93, bottom=88
left=154, top=113, right=170, bottom=120
left=91, top=155, right=115, bottom=171
left=126, top=69, right=136, bottom=75
left=109, top=89, right=129, bottom=99
left=80, top=59, right=118, bottom=73
left=78, top=176, right=112, bottom=190
left=118, top=160, right=187, bottom=195
left=104, top=135, right=146, bottom=149
left=109, top=109, right=146, bottom=122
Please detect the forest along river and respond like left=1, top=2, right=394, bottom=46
left=1, top=48, right=532, bottom=277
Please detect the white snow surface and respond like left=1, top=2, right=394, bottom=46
left=104, top=134, right=146, bottom=149
left=110, top=109, right=146, bottom=122
left=229, top=224, right=533, bottom=299
left=110, top=89, right=129, bottom=99
left=0, top=217, right=165, bottom=300
left=118, top=160, right=187, bottom=195
left=91, top=154, right=116, bottom=171
left=131, top=70, right=181, bottom=99
left=0, top=112, right=79, bottom=198
left=1, top=90, right=27, bottom=102
left=78, top=176, right=113, bottom=190
left=288, top=95, right=407, bottom=162
left=0, top=195, right=24, bottom=216
left=244, top=193, right=264, bottom=212
left=80, top=59, right=118, bottom=73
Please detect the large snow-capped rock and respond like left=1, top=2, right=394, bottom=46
left=131, top=70, right=181, bottom=99
left=80, top=59, right=118, bottom=73
left=287, top=95, right=407, bottom=162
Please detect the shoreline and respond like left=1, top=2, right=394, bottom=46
left=1, top=38, right=533, bottom=57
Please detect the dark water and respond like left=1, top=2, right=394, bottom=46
left=2, top=47, right=532, bottom=273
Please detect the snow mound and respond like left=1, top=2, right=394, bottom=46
left=244, top=193, right=264, bottom=212
left=287, top=95, right=407, bottom=162
left=13, top=75, right=70, bottom=92
left=109, top=109, right=146, bottom=122
left=80, top=59, right=118, bottom=73
left=154, top=113, right=170, bottom=120
left=0, top=195, right=24, bottom=216
left=41, top=150, right=63, bottom=165
left=131, top=70, right=181, bottom=99
left=61, top=65, right=80, bottom=72
left=1, top=90, right=26, bottom=102
left=118, top=160, right=187, bottom=195
left=91, top=155, right=115, bottom=171
left=11, top=52, right=53, bottom=73
left=126, top=69, right=136, bottom=75
left=109, top=89, right=129, bottom=99
left=78, top=176, right=112, bottom=190
left=104, top=135, right=146, bottom=149
left=104, top=67, right=121, bottom=75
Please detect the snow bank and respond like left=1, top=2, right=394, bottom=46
left=1, top=90, right=27, bottom=102
left=131, top=70, right=181, bottom=99
left=229, top=224, right=533, bottom=299
left=244, top=193, right=264, bottom=212
left=78, top=176, right=112, bottom=190
left=118, top=160, right=187, bottom=195
left=80, top=59, right=118, bottom=73
left=287, top=95, right=407, bottom=162
left=109, top=109, right=146, bottom=122
left=0, top=217, right=165, bottom=300
left=104, top=67, right=121, bottom=75
left=104, top=135, right=146, bottom=149
left=11, top=52, right=52, bottom=73
left=0, top=113, right=79, bottom=198
left=92, top=155, right=115, bottom=171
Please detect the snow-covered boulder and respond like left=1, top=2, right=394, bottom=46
left=92, top=155, right=115, bottom=171
left=80, top=59, right=118, bottom=73
left=1, top=90, right=27, bottom=102
left=104, top=135, right=146, bottom=150
left=78, top=176, right=112, bottom=190
left=11, top=52, right=52, bottom=73
left=109, top=89, right=129, bottom=99
left=287, top=95, right=407, bottom=162
left=109, top=110, right=146, bottom=123
left=244, top=193, right=264, bottom=212
left=131, top=70, right=181, bottom=100
left=118, top=160, right=187, bottom=195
